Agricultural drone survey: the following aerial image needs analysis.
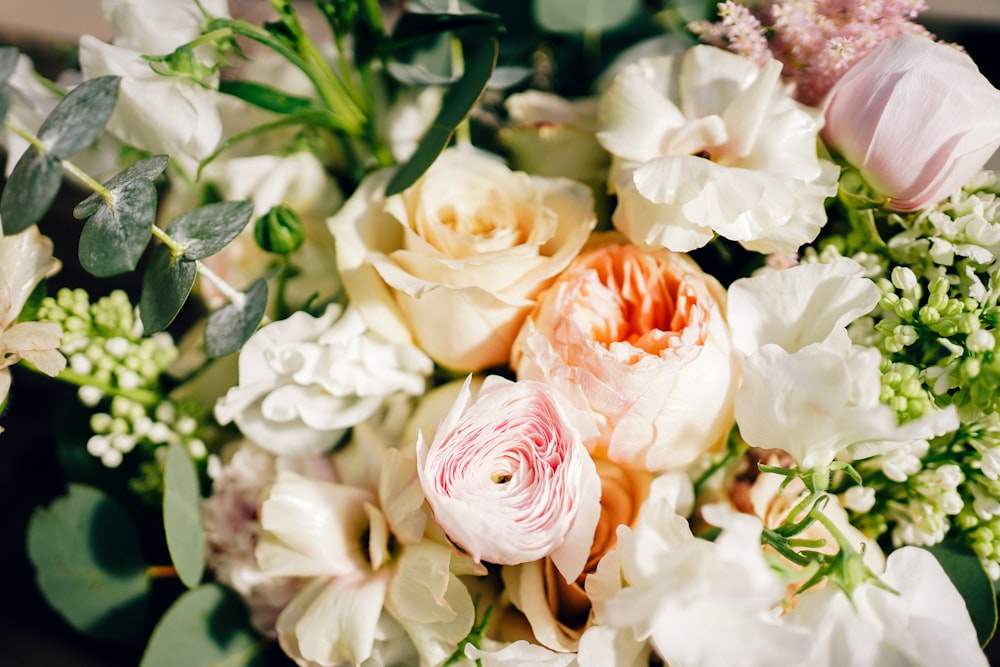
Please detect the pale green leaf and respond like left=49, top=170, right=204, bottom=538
left=0, top=146, right=62, bottom=234
left=163, top=441, right=206, bottom=588
left=204, top=279, right=268, bottom=358
left=139, top=244, right=197, bottom=333
left=0, top=46, right=17, bottom=84
left=139, top=584, right=264, bottom=667
left=37, top=75, right=119, bottom=158
left=385, top=37, right=498, bottom=196
left=534, top=0, right=640, bottom=33
left=924, top=542, right=998, bottom=646
left=78, top=177, right=156, bottom=277
left=167, top=200, right=255, bottom=260
left=26, top=484, right=150, bottom=640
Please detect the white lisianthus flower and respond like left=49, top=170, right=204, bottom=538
left=214, top=304, right=433, bottom=456
left=78, top=0, right=230, bottom=160
left=728, top=259, right=959, bottom=471
left=257, top=447, right=480, bottom=667
left=602, top=478, right=809, bottom=666
left=597, top=45, right=839, bottom=254
left=786, top=547, right=988, bottom=667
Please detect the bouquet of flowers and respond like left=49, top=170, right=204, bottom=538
left=5, top=0, right=1000, bottom=664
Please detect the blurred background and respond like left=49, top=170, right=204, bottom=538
left=1, top=1, right=1000, bottom=666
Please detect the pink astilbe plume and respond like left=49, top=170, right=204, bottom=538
left=691, top=0, right=936, bottom=105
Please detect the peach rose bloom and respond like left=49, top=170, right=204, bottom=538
left=511, top=238, right=739, bottom=471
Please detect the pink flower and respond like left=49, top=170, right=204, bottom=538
left=416, top=375, right=602, bottom=583
left=511, top=237, right=740, bottom=471
left=822, top=34, right=1000, bottom=212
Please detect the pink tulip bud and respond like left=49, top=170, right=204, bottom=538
left=822, top=34, right=1000, bottom=212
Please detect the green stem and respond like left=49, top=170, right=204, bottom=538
left=4, top=120, right=114, bottom=203
left=56, top=368, right=161, bottom=406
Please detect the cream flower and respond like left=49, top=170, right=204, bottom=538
left=328, top=147, right=596, bottom=372
left=597, top=45, right=839, bottom=254
left=214, top=304, right=433, bottom=456
left=79, top=0, right=230, bottom=160
left=417, top=375, right=601, bottom=583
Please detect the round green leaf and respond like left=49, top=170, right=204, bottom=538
left=79, top=177, right=156, bottom=277
left=37, top=75, right=120, bottom=158
left=534, top=0, right=640, bottom=34
left=204, top=279, right=268, bottom=358
left=164, top=441, right=206, bottom=589
left=0, top=146, right=62, bottom=234
left=26, top=484, right=150, bottom=640
left=74, top=154, right=169, bottom=220
left=140, top=243, right=197, bottom=333
left=167, top=200, right=255, bottom=260
left=923, top=541, right=998, bottom=646
left=139, top=584, right=264, bottom=667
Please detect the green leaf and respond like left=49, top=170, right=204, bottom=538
left=37, top=75, right=120, bottom=158
left=0, top=146, right=62, bottom=234
left=163, top=441, right=206, bottom=589
left=0, top=46, right=17, bottom=83
left=406, top=0, right=493, bottom=15
left=26, top=484, right=150, bottom=640
left=924, top=541, right=998, bottom=646
left=78, top=177, right=156, bottom=276
left=218, top=79, right=317, bottom=115
left=74, top=154, right=169, bottom=219
left=534, top=0, right=640, bottom=33
left=204, top=279, right=268, bottom=358
left=167, top=200, right=255, bottom=260
left=385, top=37, right=498, bottom=196
left=139, top=584, right=265, bottom=667
left=139, top=244, right=197, bottom=333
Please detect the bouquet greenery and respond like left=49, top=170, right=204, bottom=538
left=4, top=1, right=1000, bottom=665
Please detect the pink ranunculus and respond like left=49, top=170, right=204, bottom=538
left=415, top=375, right=602, bottom=584
left=511, top=236, right=740, bottom=472
left=822, top=34, right=1000, bottom=212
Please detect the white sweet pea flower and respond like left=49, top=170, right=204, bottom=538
left=597, top=45, right=839, bottom=254
left=786, top=547, right=988, bottom=667
left=603, top=478, right=809, bottom=666
left=214, top=304, right=433, bottom=456
left=78, top=0, right=230, bottom=160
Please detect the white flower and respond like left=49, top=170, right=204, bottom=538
left=786, top=547, right=988, bottom=667
left=214, top=304, right=433, bottom=456
left=78, top=0, right=230, bottom=160
left=602, top=478, right=808, bottom=666
left=597, top=46, right=838, bottom=254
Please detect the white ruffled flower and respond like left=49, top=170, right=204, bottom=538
left=78, top=0, right=230, bottom=160
left=597, top=45, right=838, bottom=254
left=786, top=547, right=988, bottom=667
left=214, top=304, right=433, bottom=456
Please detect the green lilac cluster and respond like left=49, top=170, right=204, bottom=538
left=823, top=173, right=1000, bottom=578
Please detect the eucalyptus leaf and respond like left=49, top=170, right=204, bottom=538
left=139, top=584, right=264, bottom=667
left=406, top=0, right=494, bottom=15
left=37, top=75, right=120, bottom=158
left=385, top=37, right=498, bottom=196
left=78, top=177, right=156, bottom=277
left=0, top=89, right=9, bottom=126
left=167, top=200, right=255, bottom=260
left=74, top=154, right=169, bottom=219
left=204, top=279, right=268, bottom=358
left=26, top=484, right=150, bottom=640
left=0, top=146, right=62, bottom=234
left=534, top=0, right=640, bottom=33
left=219, top=80, right=317, bottom=115
left=140, top=244, right=197, bottom=333
left=923, top=542, right=998, bottom=647
left=0, top=46, right=17, bottom=83
left=163, top=441, right=206, bottom=589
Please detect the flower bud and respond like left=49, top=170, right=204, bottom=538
left=254, top=204, right=305, bottom=255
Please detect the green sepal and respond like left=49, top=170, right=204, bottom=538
left=26, top=484, right=150, bottom=640
left=139, top=244, right=197, bottom=333
left=0, top=146, right=62, bottom=234
left=204, top=279, right=268, bottom=357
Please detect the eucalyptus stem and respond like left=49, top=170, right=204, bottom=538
left=194, top=259, right=247, bottom=309
left=3, top=120, right=113, bottom=203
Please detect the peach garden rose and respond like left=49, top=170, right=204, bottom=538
left=511, top=237, right=740, bottom=472
left=328, top=147, right=596, bottom=372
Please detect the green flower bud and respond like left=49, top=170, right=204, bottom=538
left=255, top=204, right=305, bottom=255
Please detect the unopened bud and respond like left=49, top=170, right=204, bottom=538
left=255, top=204, right=305, bottom=255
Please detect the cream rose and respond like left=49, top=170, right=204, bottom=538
left=511, top=238, right=740, bottom=471
left=416, top=375, right=602, bottom=583
left=328, top=147, right=596, bottom=371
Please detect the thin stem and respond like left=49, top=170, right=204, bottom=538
left=195, top=259, right=246, bottom=308
left=55, top=368, right=161, bottom=406
left=4, top=120, right=113, bottom=203
left=146, top=565, right=178, bottom=579
left=150, top=225, right=185, bottom=258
